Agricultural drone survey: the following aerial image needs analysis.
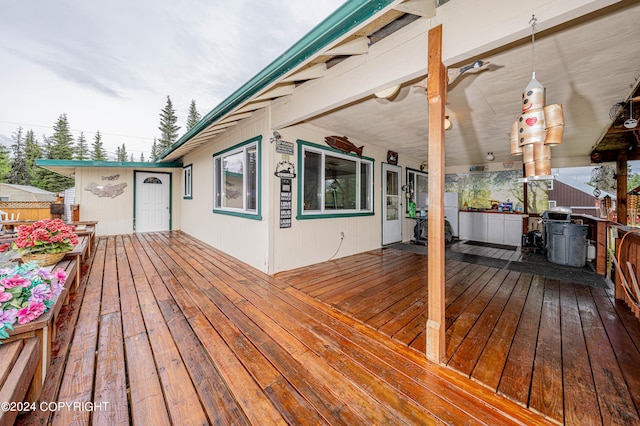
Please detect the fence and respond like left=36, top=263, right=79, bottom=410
left=0, top=201, right=60, bottom=221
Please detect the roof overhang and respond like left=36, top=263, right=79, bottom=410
left=36, top=159, right=183, bottom=177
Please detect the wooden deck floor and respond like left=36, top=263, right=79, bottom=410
left=276, top=242, right=640, bottom=425
left=15, top=232, right=556, bottom=425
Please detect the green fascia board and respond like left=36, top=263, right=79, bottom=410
left=157, top=0, right=394, bottom=161
left=36, top=159, right=183, bottom=168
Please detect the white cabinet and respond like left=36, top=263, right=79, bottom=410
left=487, top=214, right=504, bottom=245
left=504, top=215, right=524, bottom=246
left=458, top=212, right=524, bottom=246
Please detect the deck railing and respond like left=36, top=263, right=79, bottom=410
left=613, top=225, right=640, bottom=317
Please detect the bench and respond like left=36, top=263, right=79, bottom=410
left=0, top=338, right=41, bottom=425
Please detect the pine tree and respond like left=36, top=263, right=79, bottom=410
left=91, top=131, right=107, bottom=161
left=129, top=153, right=134, bottom=162
left=37, top=115, right=75, bottom=192
left=140, top=152, right=145, bottom=162
left=74, top=132, right=90, bottom=160
left=50, top=113, right=75, bottom=160
left=158, top=95, right=180, bottom=153
left=186, top=99, right=202, bottom=131
left=117, top=143, right=127, bottom=161
left=7, top=126, right=30, bottom=185
left=150, top=138, right=159, bottom=162
left=24, top=129, right=42, bottom=184
left=0, top=145, right=10, bottom=181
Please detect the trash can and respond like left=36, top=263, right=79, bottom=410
left=546, top=222, right=588, bottom=267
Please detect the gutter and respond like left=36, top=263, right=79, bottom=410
left=157, top=0, right=395, bottom=161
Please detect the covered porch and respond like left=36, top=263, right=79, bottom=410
left=18, top=231, right=552, bottom=425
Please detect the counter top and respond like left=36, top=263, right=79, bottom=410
left=460, top=210, right=528, bottom=216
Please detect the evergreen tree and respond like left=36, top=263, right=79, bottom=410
left=50, top=113, right=75, bottom=160
left=24, top=129, right=42, bottom=184
left=91, top=131, right=107, bottom=161
left=186, top=99, right=202, bottom=131
left=140, top=152, right=145, bottom=162
left=7, top=126, right=30, bottom=185
left=0, top=145, right=10, bottom=181
left=115, top=143, right=127, bottom=161
left=158, top=95, right=180, bottom=153
left=150, top=138, right=159, bottom=162
left=74, top=132, right=90, bottom=160
left=37, top=115, right=75, bottom=192
left=130, top=152, right=134, bottom=162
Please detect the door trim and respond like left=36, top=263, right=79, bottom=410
left=133, top=170, right=172, bottom=232
left=381, top=162, right=402, bottom=245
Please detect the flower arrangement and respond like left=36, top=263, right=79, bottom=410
left=0, top=262, right=66, bottom=342
left=12, top=219, right=78, bottom=255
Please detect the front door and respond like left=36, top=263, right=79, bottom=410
left=382, top=163, right=402, bottom=245
left=135, top=172, right=170, bottom=232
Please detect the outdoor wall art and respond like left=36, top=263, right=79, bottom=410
left=85, top=182, right=127, bottom=198
left=101, top=174, right=120, bottom=181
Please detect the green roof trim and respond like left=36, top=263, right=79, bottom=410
left=158, top=0, right=394, bottom=161
left=36, top=159, right=183, bottom=168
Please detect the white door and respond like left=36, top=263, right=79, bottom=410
left=136, top=172, right=170, bottom=232
left=382, top=163, right=402, bottom=245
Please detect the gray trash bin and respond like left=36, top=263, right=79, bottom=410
left=546, top=223, right=588, bottom=267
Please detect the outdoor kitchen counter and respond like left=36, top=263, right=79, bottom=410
left=459, top=211, right=527, bottom=246
left=571, top=214, right=609, bottom=276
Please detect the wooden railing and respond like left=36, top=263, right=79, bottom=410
left=0, top=201, right=58, bottom=221
left=613, top=226, right=640, bottom=317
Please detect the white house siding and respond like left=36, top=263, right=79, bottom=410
left=180, top=110, right=271, bottom=273
left=75, top=167, right=182, bottom=236
left=268, top=123, right=422, bottom=274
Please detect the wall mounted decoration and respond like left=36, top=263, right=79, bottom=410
left=387, top=150, right=398, bottom=165
left=101, top=174, right=120, bottom=181
left=324, top=135, right=363, bottom=157
left=274, top=160, right=296, bottom=179
left=85, top=182, right=127, bottom=198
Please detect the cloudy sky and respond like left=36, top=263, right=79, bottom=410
left=0, top=0, right=345, bottom=160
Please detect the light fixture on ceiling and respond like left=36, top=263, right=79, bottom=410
left=374, top=84, right=401, bottom=99
left=444, top=116, right=452, bottom=131
left=624, top=99, right=638, bottom=129
left=486, top=152, right=495, bottom=161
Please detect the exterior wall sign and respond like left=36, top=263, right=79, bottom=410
left=275, top=140, right=294, bottom=155
left=102, top=174, right=120, bottom=181
left=274, top=160, right=296, bottom=179
left=279, top=178, right=292, bottom=228
left=85, top=182, right=127, bottom=198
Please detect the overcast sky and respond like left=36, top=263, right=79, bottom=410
left=0, top=0, right=345, bottom=160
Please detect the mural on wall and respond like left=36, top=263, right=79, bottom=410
left=85, top=182, right=127, bottom=198
left=444, top=170, right=548, bottom=213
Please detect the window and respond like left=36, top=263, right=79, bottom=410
left=406, top=169, right=428, bottom=211
left=213, top=137, right=261, bottom=218
left=298, top=140, right=373, bottom=218
left=183, top=164, right=192, bottom=199
left=143, top=177, right=162, bottom=184
left=548, top=200, right=557, bottom=209
left=547, top=180, right=554, bottom=191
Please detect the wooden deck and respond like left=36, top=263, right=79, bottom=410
left=277, top=242, right=640, bottom=425
left=16, top=232, right=552, bottom=425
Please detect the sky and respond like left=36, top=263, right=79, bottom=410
left=0, top=0, right=345, bottom=160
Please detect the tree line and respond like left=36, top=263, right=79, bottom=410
left=0, top=96, right=202, bottom=193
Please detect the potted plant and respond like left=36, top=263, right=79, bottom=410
left=12, top=219, right=79, bottom=266
left=0, top=262, right=67, bottom=342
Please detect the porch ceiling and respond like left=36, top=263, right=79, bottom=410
left=306, top=1, right=640, bottom=167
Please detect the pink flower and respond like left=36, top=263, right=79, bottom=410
left=29, top=284, right=51, bottom=303
left=1, top=274, right=30, bottom=289
left=17, top=302, right=46, bottom=324
left=0, top=286, right=12, bottom=303
left=53, top=268, right=67, bottom=284
left=0, top=308, right=18, bottom=324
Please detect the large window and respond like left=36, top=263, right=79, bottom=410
left=298, top=141, right=373, bottom=218
left=213, top=137, right=261, bottom=218
left=182, top=164, right=192, bottom=199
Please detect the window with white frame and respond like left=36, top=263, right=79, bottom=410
left=548, top=200, right=557, bottom=209
left=183, top=164, right=192, bottom=199
left=299, top=141, right=373, bottom=217
left=213, top=137, right=260, bottom=217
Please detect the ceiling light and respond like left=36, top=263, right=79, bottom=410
left=486, top=152, right=495, bottom=161
left=444, top=116, right=452, bottom=131
left=374, top=84, right=400, bottom=99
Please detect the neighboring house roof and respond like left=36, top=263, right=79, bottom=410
left=35, top=159, right=183, bottom=177
left=0, top=183, right=57, bottom=202
left=553, top=173, right=616, bottom=200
